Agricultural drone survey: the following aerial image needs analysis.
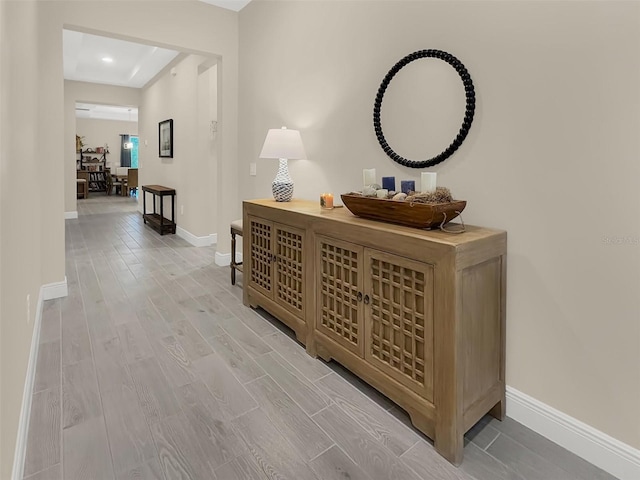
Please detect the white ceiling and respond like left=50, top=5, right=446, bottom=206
left=66, top=0, right=250, bottom=120
left=64, top=30, right=180, bottom=89
left=199, top=0, right=252, bottom=11
left=76, top=103, right=138, bottom=122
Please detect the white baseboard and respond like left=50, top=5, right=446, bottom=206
left=506, top=386, right=640, bottom=480
left=12, top=290, right=44, bottom=479
left=42, top=277, right=68, bottom=300
left=215, top=251, right=243, bottom=267
left=64, top=211, right=78, bottom=220
left=12, top=278, right=68, bottom=479
left=176, top=226, right=217, bottom=247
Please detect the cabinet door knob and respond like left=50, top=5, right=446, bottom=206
left=363, top=294, right=370, bottom=305
left=357, top=292, right=363, bottom=302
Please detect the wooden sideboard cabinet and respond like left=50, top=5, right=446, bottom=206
left=246, top=214, right=308, bottom=343
left=243, top=199, right=507, bottom=465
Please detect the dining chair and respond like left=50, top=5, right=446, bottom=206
left=126, top=168, right=138, bottom=197
left=115, top=167, right=129, bottom=196
left=106, top=171, right=122, bottom=196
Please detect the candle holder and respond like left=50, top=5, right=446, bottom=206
left=421, top=172, right=437, bottom=193
left=363, top=168, right=376, bottom=187
left=401, top=180, right=415, bottom=195
left=382, top=176, right=396, bottom=191
left=320, top=193, right=334, bottom=209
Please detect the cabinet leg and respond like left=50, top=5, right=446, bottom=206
left=433, top=394, right=464, bottom=465
left=489, top=397, right=506, bottom=421
left=294, top=330, right=307, bottom=347
left=405, top=406, right=435, bottom=440
left=434, top=429, right=464, bottom=466
left=306, top=344, right=318, bottom=358
left=245, top=291, right=258, bottom=309
left=305, top=333, right=317, bottom=358
left=316, top=344, right=333, bottom=363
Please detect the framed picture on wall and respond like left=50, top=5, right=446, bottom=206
left=159, top=119, right=173, bottom=158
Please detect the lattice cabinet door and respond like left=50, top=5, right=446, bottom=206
left=363, top=249, right=435, bottom=402
left=316, top=235, right=364, bottom=357
left=248, top=216, right=274, bottom=299
left=274, top=224, right=305, bottom=317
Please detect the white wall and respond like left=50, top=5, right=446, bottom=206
left=201, top=64, right=219, bottom=237
left=0, top=3, right=4, bottom=472
left=1, top=1, right=239, bottom=476
left=239, top=0, right=640, bottom=451
left=76, top=118, right=138, bottom=171
left=140, top=55, right=218, bottom=239
left=0, top=2, right=43, bottom=477
left=64, top=80, right=140, bottom=212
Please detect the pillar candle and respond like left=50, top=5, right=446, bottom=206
left=421, top=172, right=437, bottom=193
left=400, top=180, right=415, bottom=195
left=320, top=193, right=334, bottom=209
left=381, top=176, right=395, bottom=191
left=363, top=168, right=376, bottom=187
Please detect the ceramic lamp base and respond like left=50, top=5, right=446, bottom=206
left=272, top=158, right=294, bottom=202
left=272, top=181, right=294, bottom=202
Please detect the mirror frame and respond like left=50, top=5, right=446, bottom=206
left=373, top=49, right=475, bottom=169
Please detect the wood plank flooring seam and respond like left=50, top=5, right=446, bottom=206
left=311, top=371, right=333, bottom=383
left=305, top=405, right=369, bottom=470
left=305, top=443, right=337, bottom=463
left=483, top=431, right=501, bottom=451
left=239, top=373, right=269, bottom=386
left=228, top=404, right=261, bottom=421
left=254, top=352, right=333, bottom=416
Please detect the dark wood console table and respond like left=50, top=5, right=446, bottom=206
left=142, top=185, right=176, bottom=235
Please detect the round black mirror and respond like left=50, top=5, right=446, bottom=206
left=373, top=49, right=475, bottom=169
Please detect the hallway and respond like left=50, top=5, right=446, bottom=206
left=21, top=199, right=616, bottom=480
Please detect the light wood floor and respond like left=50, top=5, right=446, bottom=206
left=23, top=195, right=617, bottom=480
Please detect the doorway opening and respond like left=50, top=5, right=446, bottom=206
left=121, top=134, right=139, bottom=168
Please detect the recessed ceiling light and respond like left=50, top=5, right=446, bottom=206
left=102, top=57, right=113, bottom=63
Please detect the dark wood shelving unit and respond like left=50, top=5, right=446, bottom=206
left=77, top=148, right=109, bottom=192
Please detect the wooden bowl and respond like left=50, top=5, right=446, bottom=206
left=341, top=194, right=466, bottom=229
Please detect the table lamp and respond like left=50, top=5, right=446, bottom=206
left=259, top=126, right=306, bottom=202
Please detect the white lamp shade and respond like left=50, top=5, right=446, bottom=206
left=259, top=127, right=306, bottom=160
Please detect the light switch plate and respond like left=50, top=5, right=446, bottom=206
left=250, top=163, right=257, bottom=176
